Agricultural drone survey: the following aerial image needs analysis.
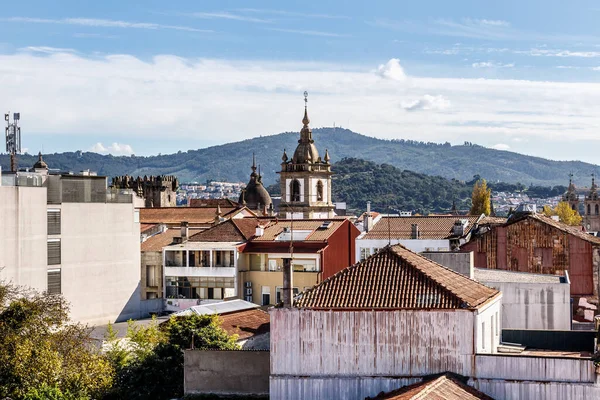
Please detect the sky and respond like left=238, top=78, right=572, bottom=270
left=1, top=1, right=600, bottom=164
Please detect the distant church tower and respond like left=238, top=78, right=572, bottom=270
left=584, top=174, right=600, bottom=231
left=278, top=92, right=334, bottom=219
left=563, top=173, right=579, bottom=211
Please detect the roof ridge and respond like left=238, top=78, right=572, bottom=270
left=389, top=245, right=497, bottom=308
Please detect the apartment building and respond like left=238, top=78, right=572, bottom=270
left=0, top=157, right=141, bottom=325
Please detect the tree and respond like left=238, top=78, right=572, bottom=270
left=104, top=314, right=239, bottom=400
left=0, top=281, right=114, bottom=399
left=543, top=201, right=583, bottom=226
left=470, top=178, right=491, bottom=216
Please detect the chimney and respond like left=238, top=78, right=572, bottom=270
left=411, top=224, right=419, bottom=239
left=255, top=225, right=265, bottom=237
left=365, top=201, right=373, bottom=232
left=180, top=221, right=189, bottom=242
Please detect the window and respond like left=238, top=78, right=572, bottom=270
left=588, top=204, right=591, bottom=215
left=229, top=251, right=235, bottom=267
left=360, top=247, right=370, bottom=261
left=47, top=209, right=61, bottom=235
left=146, top=265, right=157, bottom=287
left=216, top=251, right=221, bottom=266
left=262, top=286, right=271, bottom=306
left=316, top=180, right=323, bottom=201
left=47, top=239, right=61, bottom=265
left=373, top=248, right=381, bottom=254
left=47, top=269, right=61, bottom=294
left=481, top=322, right=485, bottom=349
left=276, top=287, right=299, bottom=304
left=495, top=312, right=499, bottom=336
left=596, top=204, right=599, bottom=215
left=491, top=316, right=494, bottom=348
left=290, top=179, right=300, bottom=202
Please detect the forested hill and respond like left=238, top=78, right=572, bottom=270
left=1, top=127, right=598, bottom=186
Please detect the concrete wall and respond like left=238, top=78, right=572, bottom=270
left=141, top=250, right=162, bottom=300
left=480, top=281, right=571, bottom=330
left=240, top=270, right=319, bottom=305
left=421, top=251, right=474, bottom=278
left=475, top=296, right=502, bottom=354
left=469, top=378, right=600, bottom=400
left=0, top=186, right=48, bottom=290
left=61, top=202, right=141, bottom=325
left=184, top=350, right=270, bottom=395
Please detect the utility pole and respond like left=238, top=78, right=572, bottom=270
left=282, top=200, right=295, bottom=308
left=5, top=112, right=21, bottom=172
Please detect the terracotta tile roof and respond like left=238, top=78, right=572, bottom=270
left=140, top=223, right=157, bottom=234
left=510, top=213, right=600, bottom=245
left=252, top=219, right=346, bottom=242
left=141, top=228, right=202, bottom=252
left=218, top=309, right=270, bottom=341
left=479, top=216, right=508, bottom=225
left=367, top=374, right=494, bottom=400
left=189, top=198, right=240, bottom=208
left=189, top=218, right=269, bottom=242
left=139, top=206, right=237, bottom=226
left=242, top=242, right=328, bottom=254
left=295, top=244, right=499, bottom=310
left=362, top=216, right=481, bottom=240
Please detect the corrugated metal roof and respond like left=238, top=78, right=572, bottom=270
left=474, top=268, right=567, bottom=284
left=367, top=373, right=494, bottom=400
left=362, top=216, right=481, bottom=240
left=510, top=214, right=600, bottom=245
left=175, top=299, right=259, bottom=316
left=295, top=244, right=500, bottom=310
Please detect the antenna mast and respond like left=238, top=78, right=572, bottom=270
left=5, top=112, right=21, bottom=172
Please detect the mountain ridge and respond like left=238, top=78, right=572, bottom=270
left=1, top=127, right=597, bottom=187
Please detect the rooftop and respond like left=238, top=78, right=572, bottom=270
left=139, top=206, right=244, bottom=226
left=366, top=373, right=493, bottom=400
left=189, top=218, right=268, bottom=242
left=362, top=215, right=482, bottom=240
left=141, top=228, right=202, bottom=252
left=511, top=213, right=600, bottom=246
left=252, top=219, right=347, bottom=242
left=174, top=299, right=258, bottom=316
left=295, top=245, right=500, bottom=310
left=475, top=268, right=568, bottom=284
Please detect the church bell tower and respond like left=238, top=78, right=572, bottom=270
left=278, top=92, right=334, bottom=219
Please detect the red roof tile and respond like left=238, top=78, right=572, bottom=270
left=189, top=218, right=269, bottom=242
left=141, top=228, right=202, bottom=252
left=362, top=216, right=481, bottom=240
left=295, top=244, right=499, bottom=310
left=367, top=374, right=494, bottom=400
left=139, top=206, right=238, bottom=226
left=218, top=309, right=270, bottom=340
left=252, top=219, right=347, bottom=242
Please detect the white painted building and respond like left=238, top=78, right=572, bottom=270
left=270, top=245, right=502, bottom=399
left=0, top=159, right=141, bottom=325
left=356, top=215, right=484, bottom=261
left=474, top=268, right=572, bottom=330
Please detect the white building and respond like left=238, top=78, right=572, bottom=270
left=356, top=215, right=483, bottom=261
left=474, top=268, right=572, bottom=330
left=271, top=245, right=502, bottom=399
left=0, top=157, right=141, bottom=325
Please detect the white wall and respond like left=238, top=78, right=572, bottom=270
left=356, top=238, right=450, bottom=261
left=61, top=202, right=141, bottom=325
left=0, top=186, right=48, bottom=290
left=474, top=296, right=502, bottom=354
left=480, top=281, right=571, bottom=330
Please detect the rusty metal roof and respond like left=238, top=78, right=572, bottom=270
left=366, top=373, right=494, bottom=400
left=295, top=244, right=499, bottom=310
left=362, top=216, right=481, bottom=240
left=509, top=213, right=600, bottom=246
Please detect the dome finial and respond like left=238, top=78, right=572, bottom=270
left=282, top=148, right=288, bottom=162
left=324, top=149, right=330, bottom=163
left=302, top=91, right=310, bottom=127
left=250, top=153, right=257, bottom=177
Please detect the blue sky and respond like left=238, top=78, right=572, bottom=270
left=2, top=0, right=600, bottom=164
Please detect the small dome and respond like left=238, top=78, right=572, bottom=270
left=33, top=152, right=48, bottom=169
left=293, top=142, right=320, bottom=164
left=239, top=180, right=272, bottom=211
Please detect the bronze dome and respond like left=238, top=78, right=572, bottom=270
left=33, top=152, right=48, bottom=169
left=239, top=156, right=272, bottom=211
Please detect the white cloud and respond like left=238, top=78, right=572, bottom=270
left=235, top=8, right=350, bottom=20
left=90, top=142, right=134, bottom=156
left=376, top=58, right=407, bottom=81
left=401, top=95, right=450, bottom=112
left=3, top=51, right=600, bottom=159
left=188, top=12, right=271, bottom=23
left=474, top=19, right=511, bottom=27
left=3, top=16, right=211, bottom=33
left=472, top=61, right=515, bottom=68
left=266, top=28, right=348, bottom=37
left=19, top=46, right=76, bottom=54
left=491, top=143, right=510, bottom=150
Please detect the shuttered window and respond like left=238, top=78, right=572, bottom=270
left=47, top=209, right=61, bottom=235
left=146, top=265, right=157, bottom=287
left=47, top=269, right=61, bottom=294
left=47, top=239, right=61, bottom=265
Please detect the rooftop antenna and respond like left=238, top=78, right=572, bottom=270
left=5, top=112, right=21, bottom=172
